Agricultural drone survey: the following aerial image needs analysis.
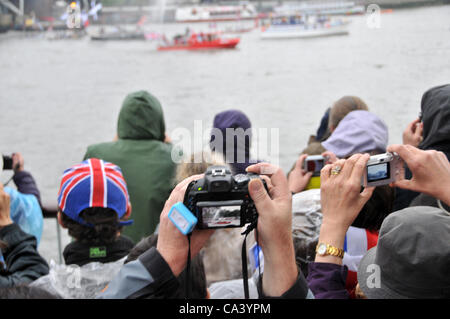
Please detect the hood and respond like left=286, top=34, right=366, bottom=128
left=322, top=110, right=388, bottom=158
left=209, top=109, right=253, bottom=174
left=419, top=84, right=450, bottom=159
left=117, top=91, right=165, bottom=141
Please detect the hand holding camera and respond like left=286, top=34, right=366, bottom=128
left=402, top=118, right=423, bottom=147
left=288, top=154, right=313, bottom=194
left=319, top=154, right=375, bottom=248
left=246, top=162, right=298, bottom=297
left=2, top=153, right=24, bottom=172
left=387, top=144, right=450, bottom=206
left=157, top=174, right=214, bottom=277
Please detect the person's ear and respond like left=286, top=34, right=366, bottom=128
left=57, top=211, right=67, bottom=229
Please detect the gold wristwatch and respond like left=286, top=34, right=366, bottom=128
left=316, top=242, right=345, bottom=258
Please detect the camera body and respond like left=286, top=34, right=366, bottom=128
left=2, top=155, right=13, bottom=170
left=183, top=165, right=267, bottom=229
left=362, top=152, right=404, bottom=187
left=303, top=155, right=327, bottom=177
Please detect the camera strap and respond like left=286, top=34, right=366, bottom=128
left=185, top=233, right=192, bottom=299
left=241, top=220, right=258, bottom=299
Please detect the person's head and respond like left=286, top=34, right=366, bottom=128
left=176, top=152, right=226, bottom=183
left=57, top=159, right=132, bottom=244
left=117, top=90, right=166, bottom=142
left=328, top=96, right=369, bottom=132
left=357, top=206, right=450, bottom=299
left=0, top=285, right=60, bottom=299
left=322, top=110, right=388, bottom=159
left=209, top=109, right=253, bottom=174
left=125, top=234, right=207, bottom=298
left=418, top=84, right=450, bottom=159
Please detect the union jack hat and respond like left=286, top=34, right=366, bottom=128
left=57, top=158, right=133, bottom=226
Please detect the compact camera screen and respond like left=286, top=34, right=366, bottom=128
left=200, top=205, right=242, bottom=228
left=306, top=159, right=325, bottom=173
left=367, top=162, right=390, bottom=182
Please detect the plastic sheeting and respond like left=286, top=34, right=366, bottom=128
left=4, top=187, right=43, bottom=246
left=30, top=258, right=125, bottom=299
left=291, top=189, right=323, bottom=277
left=202, top=227, right=255, bottom=286
left=209, top=278, right=258, bottom=299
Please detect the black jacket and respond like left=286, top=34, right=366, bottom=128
left=0, top=224, right=49, bottom=287
left=63, top=235, right=134, bottom=267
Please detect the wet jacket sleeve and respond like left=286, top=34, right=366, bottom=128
left=306, top=262, right=350, bottom=299
left=0, top=224, right=49, bottom=288
left=97, top=247, right=180, bottom=299
left=13, top=171, right=41, bottom=206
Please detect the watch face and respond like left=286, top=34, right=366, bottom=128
left=317, top=243, right=327, bottom=255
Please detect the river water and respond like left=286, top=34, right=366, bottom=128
left=1, top=5, right=449, bottom=262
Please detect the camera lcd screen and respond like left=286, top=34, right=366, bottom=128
left=201, top=205, right=241, bottom=228
left=367, top=163, right=390, bottom=182
left=306, top=160, right=324, bottom=172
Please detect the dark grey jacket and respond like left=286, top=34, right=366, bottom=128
left=0, top=224, right=49, bottom=287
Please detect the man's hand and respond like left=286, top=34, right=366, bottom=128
left=316, top=154, right=374, bottom=265
left=287, top=154, right=312, bottom=194
left=387, top=144, right=450, bottom=206
left=246, top=163, right=298, bottom=297
left=402, top=118, right=423, bottom=147
left=157, top=174, right=214, bottom=277
left=12, top=153, right=24, bottom=173
left=0, top=183, right=12, bottom=227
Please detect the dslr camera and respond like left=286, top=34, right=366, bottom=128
left=183, top=165, right=267, bottom=229
left=362, top=152, right=404, bottom=187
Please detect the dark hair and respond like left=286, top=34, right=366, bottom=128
left=125, top=234, right=207, bottom=299
left=61, top=207, right=122, bottom=244
left=0, top=285, right=60, bottom=299
left=352, top=185, right=395, bottom=231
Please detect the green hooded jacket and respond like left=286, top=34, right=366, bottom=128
left=83, top=91, right=176, bottom=244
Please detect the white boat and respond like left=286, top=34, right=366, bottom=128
left=261, top=24, right=349, bottom=39
left=261, top=17, right=350, bottom=39
left=175, top=4, right=258, bottom=23
left=274, top=1, right=365, bottom=16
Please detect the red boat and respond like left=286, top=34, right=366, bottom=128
left=157, top=32, right=240, bottom=51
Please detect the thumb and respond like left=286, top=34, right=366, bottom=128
left=248, top=179, right=272, bottom=213
left=392, top=178, right=415, bottom=191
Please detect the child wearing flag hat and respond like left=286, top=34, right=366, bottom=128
left=57, top=158, right=134, bottom=266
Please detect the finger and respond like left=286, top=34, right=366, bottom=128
left=248, top=178, right=273, bottom=214
left=415, top=122, right=423, bottom=138
left=295, top=154, right=308, bottom=171
left=247, top=163, right=289, bottom=195
left=359, top=186, right=375, bottom=204
left=320, top=163, right=332, bottom=184
left=391, top=178, right=415, bottom=191
left=259, top=175, right=274, bottom=192
left=349, top=153, right=370, bottom=182
left=331, top=158, right=348, bottom=179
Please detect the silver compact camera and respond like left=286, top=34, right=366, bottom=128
left=362, top=152, right=404, bottom=187
left=303, top=155, right=327, bottom=177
